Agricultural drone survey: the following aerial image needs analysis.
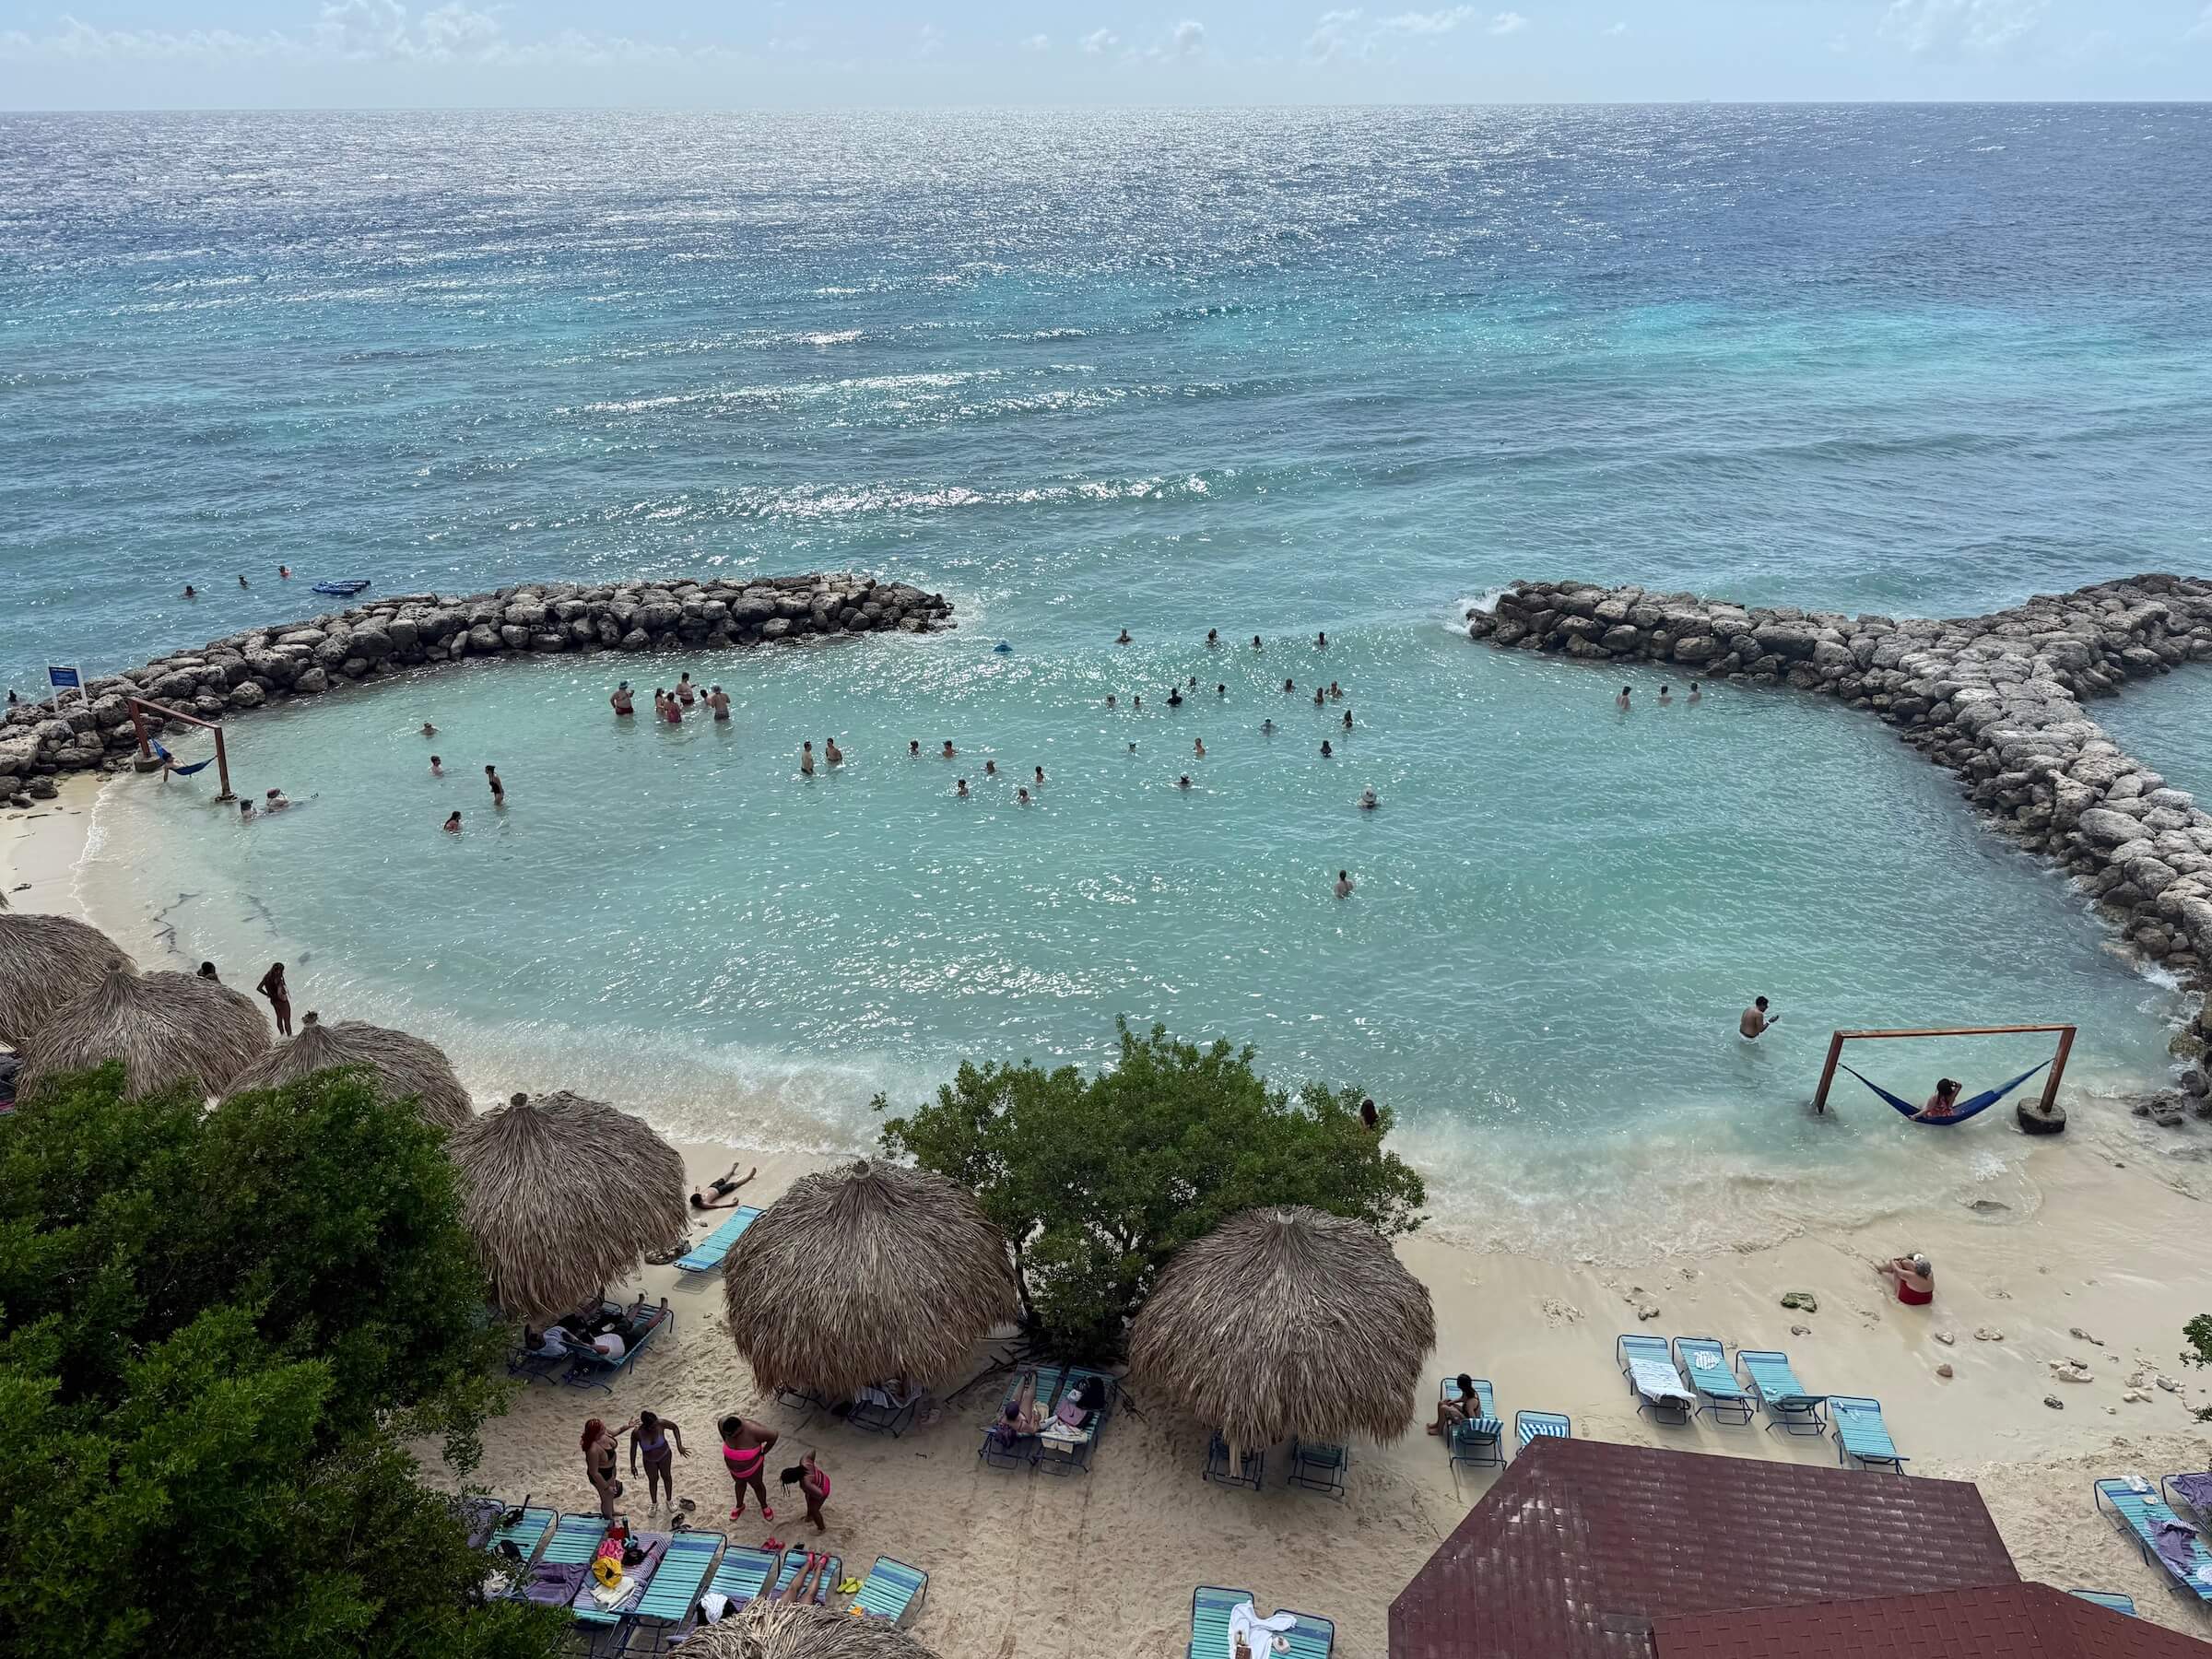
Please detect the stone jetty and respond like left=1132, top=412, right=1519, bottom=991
left=1468, top=573, right=2212, bottom=1114
left=0, top=572, right=952, bottom=798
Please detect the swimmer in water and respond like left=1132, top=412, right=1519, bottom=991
left=1033, top=765, right=1044, bottom=786
left=941, top=740, right=956, bottom=759
left=429, top=755, right=442, bottom=775
left=238, top=798, right=256, bottom=820
left=1316, top=630, right=1327, bottom=649
left=1206, top=629, right=1218, bottom=647
left=1688, top=682, right=1702, bottom=703
left=1359, top=785, right=1378, bottom=809
left=1335, top=869, right=1355, bottom=898
left=1188, top=675, right=1198, bottom=689
left=677, top=674, right=696, bottom=706
left=238, top=574, right=249, bottom=589
left=1167, top=688, right=1183, bottom=708
left=610, top=683, right=634, bottom=716
left=984, top=759, right=997, bottom=776
left=1252, top=635, right=1263, bottom=650
left=485, top=764, right=505, bottom=803
left=1133, top=695, right=1142, bottom=711
left=443, top=811, right=462, bottom=833
left=1261, top=718, right=1276, bottom=735
left=1739, top=996, right=1780, bottom=1040
left=1657, top=686, right=1673, bottom=707
left=183, top=584, right=197, bottom=598
left=264, top=788, right=290, bottom=811
left=800, top=741, right=816, bottom=777
left=1320, top=739, right=1334, bottom=758
left=1177, top=774, right=1192, bottom=790
left=909, top=739, right=920, bottom=757
left=278, top=564, right=290, bottom=579
left=1127, top=741, right=1137, bottom=753
left=1343, top=710, right=1353, bottom=729
left=421, top=722, right=437, bottom=737
left=1116, top=629, right=1132, bottom=644
left=1313, top=688, right=1324, bottom=706
left=1216, top=683, right=1226, bottom=696
left=1284, top=678, right=1295, bottom=693
left=1105, top=694, right=1116, bottom=708
left=824, top=737, right=843, bottom=766
left=707, top=686, right=730, bottom=720
left=1194, top=738, right=1206, bottom=759
left=1017, top=786, right=1031, bottom=805
left=1616, top=686, right=1632, bottom=712
left=955, top=778, right=970, bottom=797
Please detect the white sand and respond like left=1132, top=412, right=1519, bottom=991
left=12, top=778, right=2212, bottom=1655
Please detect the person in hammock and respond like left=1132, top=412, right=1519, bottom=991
left=1915, top=1078, right=1963, bottom=1121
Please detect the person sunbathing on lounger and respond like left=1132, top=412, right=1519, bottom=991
left=1428, top=1372, right=1479, bottom=1435
left=779, top=1549, right=834, bottom=1605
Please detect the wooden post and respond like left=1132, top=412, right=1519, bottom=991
left=128, top=700, right=151, bottom=759
left=1812, top=1030, right=1845, bottom=1114
left=2041, top=1025, right=2077, bottom=1112
left=211, top=727, right=233, bottom=802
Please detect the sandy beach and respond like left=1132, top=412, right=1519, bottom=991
left=13, top=774, right=2212, bottom=1655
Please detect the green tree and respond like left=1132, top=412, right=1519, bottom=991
left=0, top=1064, right=565, bottom=1659
left=877, top=1020, right=1427, bottom=1358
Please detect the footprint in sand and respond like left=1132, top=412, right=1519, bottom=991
left=1540, top=1297, right=1583, bottom=1327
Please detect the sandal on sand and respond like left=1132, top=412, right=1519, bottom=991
left=761, top=1506, right=775, bottom=1520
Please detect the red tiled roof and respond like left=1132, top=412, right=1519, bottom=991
left=1654, top=1581, right=2212, bottom=1657
left=1389, top=1436, right=2018, bottom=1659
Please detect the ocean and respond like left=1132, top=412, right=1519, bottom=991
left=8, top=105, right=2211, bottom=1252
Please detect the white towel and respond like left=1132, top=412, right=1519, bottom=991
left=1628, top=1355, right=1696, bottom=1406
left=1228, top=1600, right=1297, bottom=1659
left=1690, top=1349, right=1722, bottom=1371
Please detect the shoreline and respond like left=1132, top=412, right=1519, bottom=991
left=12, top=775, right=2212, bottom=1651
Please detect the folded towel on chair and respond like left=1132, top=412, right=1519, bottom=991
left=1627, top=1355, right=1695, bottom=1406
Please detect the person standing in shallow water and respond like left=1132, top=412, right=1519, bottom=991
left=1739, top=996, right=1779, bottom=1040
left=1616, top=686, right=1632, bottom=712
left=799, top=741, right=815, bottom=777
left=610, top=682, right=634, bottom=716
left=1335, top=869, right=1355, bottom=899
left=485, top=763, right=505, bottom=803
left=706, top=685, right=730, bottom=720
left=256, top=961, right=292, bottom=1036
left=676, top=673, right=696, bottom=707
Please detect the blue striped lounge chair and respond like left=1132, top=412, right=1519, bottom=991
left=1287, top=1438, right=1348, bottom=1500
left=1673, top=1336, right=1753, bottom=1426
left=1037, top=1370, right=1116, bottom=1477
left=979, top=1366, right=1063, bottom=1470
left=559, top=1300, right=674, bottom=1394
left=627, top=1529, right=723, bottom=1644
left=1829, top=1394, right=1907, bottom=1471
left=2095, top=1477, right=2212, bottom=1603
left=2068, top=1589, right=2137, bottom=1617
left=1735, top=1348, right=1826, bottom=1436
left=484, top=1504, right=555, bottom=1564
left=1187, top=1587, right=1335, bottom=1659
left=515, top=1513, right=607, bottom=1607
left=771, top=1550, right=843, bottom=1606
left=668, top=1543, right=782, bottom=1640
left=846, top=1556, right=929, bottom=1627
left=1204, top=1430, right=1265, bottom=1489
left=675, top=1206, right=761, bottom=1275
left=1515, top=1410, right=1571, bottom=1452
left=1618, top=1334, right=1695, bottom=1426
left=1441, top=1377, right=1503, bottom=1471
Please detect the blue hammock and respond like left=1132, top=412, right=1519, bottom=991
left=151, top=741, right=216, bottom=778
left=1840, top=1059, right=2052, bottom=1125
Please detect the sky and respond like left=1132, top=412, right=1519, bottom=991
left=1, top=0, right=2209, bottom=108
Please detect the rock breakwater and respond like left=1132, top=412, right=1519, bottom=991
left=0, top=573, right=952, bottom=800
left=1468, top=573, right=2212, bottom=1108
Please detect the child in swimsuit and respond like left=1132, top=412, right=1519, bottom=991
left=779, top=1451, right=830, bottom=1533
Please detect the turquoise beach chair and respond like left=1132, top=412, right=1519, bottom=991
left=1038, top=1370, right=1117, bottom=1477
left=675, top=1206, right=760, bottom=1275
left=571, top=1528, right=671, bottom=1629
left=692, top=1545, right=782, bottom=1623
left=2094, top=1478, right=2212, bottom=1603
left=1204, top=1430, right=1265, bottom=1489
left=1735, top=1348, right=1826, bottom=1435
left=979, top=1365, right=1063, bottom=1470
left=486, top=1504, right=555, bottom=1564
left=770, top=1549, right=842, bottom=1606
left=512, top=1513, right=606, bottom=1608
left=1288, top=1438, right=1348, bottom=1500
left=1515, top=1410, right=1571, bottom=1452
left=559, top=1300, right=674, bottom=1394
left=1673, top=1336, right=1754, bottom=1426
left=2068, top=1589, right=2137, bottom=1617
left=1441, top=1376, right=1503, bottom=1472
left=1186, top=1586, right=1335, bottom=1659
left=1617, top=1334, right=1694, bottom=1426
left=629, top=1529, right=721, bottom=1628
left=1830, top=1394, right=1907, bottom=1471
left=846, top=1556, right=929, bottom=1626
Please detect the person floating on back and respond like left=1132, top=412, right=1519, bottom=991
left=1739, top=996, right=1779, bottom=1040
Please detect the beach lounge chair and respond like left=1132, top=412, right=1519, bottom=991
left=1515, top=1410, right=1571, bottom=1452
left=484, top=1503, right=555, bottom=1564
left=1618, top=1334, right=1696, bottom=1426
left=571, top=1528, right=672, bottom=1630
left=1037, top=1369, right=1116, bottom=1477
left=1204, top=1430, right=1265, bottom=1490
left=514, top=1513, right=608, bottom=1608
left=1830, top=1394, right=1907, bottom=1471
left=1441, top=1376, right=1503, bottom=1472
left=1673, top=1336, right=1754, bottom=1426
left=773, top=1383, right=830, bottom=1421
left=2068, top=1589, right=2137, bottom=1616
left=2094, top=1477, right=2212, bottom=1603
left=2163, top=1471, right=2212, bottom=1520
left=1287, top=1438, right=1349, bottom=1500
left=1187, top=1587, right=1335, bottom=1659
left=1735, top=1348, right=1826, bottom=1435
left=559, top=1300, right=674, bottom=1394
left=849, top=1379, right=924, bottom=1438
left=624, top=1529, right=722, bottom=1649
left=674, top=1206, right=760, bottom=1275
left=771, top=1549, right=842, bottom=1606
left=979, top=1365, right=1063, bottom=1470
left=846, top=1556, right=928, bottom=1627
left=661, top=1543, right=782, bottom=1642
left=508, top=1340, right=571, bottom=1385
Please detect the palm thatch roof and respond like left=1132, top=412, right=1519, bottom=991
left=220, top=1010, right=474, bottom=1131
left=17, top=964, right=270, bottom=1099
left=723, top=1159, right=1018, bottom=1399
left=0, top=906, right=134, bottom=1049
left=450, top=1090, right=688, bottom=1319
left=678, top=1597, right=941, bottom=1659
left=1127, top=1205, right=1434, bottom=1450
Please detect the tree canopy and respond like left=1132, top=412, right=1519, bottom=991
left=877, top=1020, right=1427, bottom=1359
left=0, top=1063, right=563, bottom=1659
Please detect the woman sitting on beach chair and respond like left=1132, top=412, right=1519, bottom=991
left=1428, top=1373, right=1479, bottom=1436
left=987, top=1369, right=1046, bottom=1449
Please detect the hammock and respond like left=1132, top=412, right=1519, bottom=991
left=151, top=741, right=216, bottom=778
left=1839, top=1059, right=2052, bottom=1126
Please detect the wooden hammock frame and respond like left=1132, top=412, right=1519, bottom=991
left=1812, top=1024, right=2076, bottom=1114
left=127, top=697, right=234, bottom=802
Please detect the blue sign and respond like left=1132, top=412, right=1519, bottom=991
left=45, top=665, right=80, bottom=690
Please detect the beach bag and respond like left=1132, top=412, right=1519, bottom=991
left=592, top=1555, right=624, bottom=1591
left=622, top=1540, right=645, bottom=1568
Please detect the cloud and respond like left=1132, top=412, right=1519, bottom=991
left=1080, top=26, right=1118, bottom=53
left=1877, top=0, right=2045, bottom=56
left=2188, top=3, right=2212, bottom=39
left=913, top=20, right=943, bottom=57
left=1021, top=32, right=1050, bottom=51
left=1303, top=8, right=1363, bottom=61
left=1171, top=18, right=1205, bottom=54
left=1378, top=6, right=1476, bottom=33
left=1305, top=5, right=1521, bottom=60
left=1487, top=10, right=1527, bottom=35
left=1604, top=21, right=1627, bottom=37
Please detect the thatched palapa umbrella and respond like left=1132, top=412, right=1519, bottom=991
left=0, top=902, right=134, bottom=1049
left=18, top=964, right=271, bottom=1099
left=1128, top=1205, right=1435, bottom=1455
left=220, top=1010, right=473, bottom=1130
left=679, top=1599, right=940, bottom=1659
left=451, top=1090, right=688, bottom=1319
left=724, top=1159, right=1018, bottom=1401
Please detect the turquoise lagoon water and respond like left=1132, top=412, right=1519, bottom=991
left=9, top=105, right=2212, bottom=1248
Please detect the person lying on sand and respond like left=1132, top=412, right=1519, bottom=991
left=691, top=1164, right=759, bottom=1210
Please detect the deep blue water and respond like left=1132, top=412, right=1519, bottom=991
left=10, top=107, right=2212, bottom=1247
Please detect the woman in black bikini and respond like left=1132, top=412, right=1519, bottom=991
left=582, top=1416, right=637, bottom=1521
left=255, top=961, right=291, bottom=1037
